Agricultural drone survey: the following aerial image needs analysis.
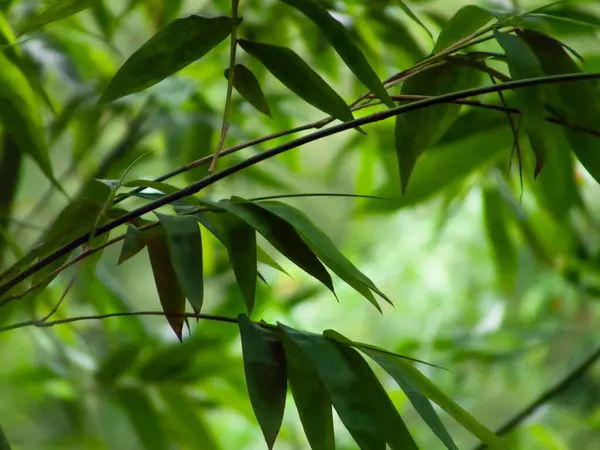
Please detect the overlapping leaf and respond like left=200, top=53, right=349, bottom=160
left=19, top=0, right=97, bottom=34
left=101, top=16, right=239, bottom=102
left=239, top=315, right=287, bottom=449
left=225, top=64, right=272, bottom=117
left=238, top=39, right=355, bottom=123
left=433, top=5, right=495, bottom=53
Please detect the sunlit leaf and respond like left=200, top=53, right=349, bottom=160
left=20, top=0, right=97, bottom=34
left=147, top=228, right=186, bottom=341
left=277, top=0, right=394, bottom=107
left=238, top=39, right=355, bottom=123
left=219, top=212, right=257, bottom=314
left=239, top=315, right=287, bottom=449
left=280, top=332, right=334, bottom=450
left=433, top=5, right=495, bottom=52
left=225, top=64, right=272, bottom=117
left=116, top=387, right=168, bottom=450
left=100, top=16, right=238, bottom=102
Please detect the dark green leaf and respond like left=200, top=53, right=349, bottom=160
left=433, top=5, right=494, bottom=52
left=361, top=348, right=458, bottom=450
left=116, top=387, right=168, bottom=450
left=0, top=423, right=10, bottom=450
left=156, top=213, right=204, bottom=314
left=239, top=315, right=287, bottom=449
left=219, top=212, right=257, bottom=314
left=518, top=29, right=600, bottom=184
left=363, top=350, right=505, bottom=449
left=395, top=61, right=481, bottom=192
left=95, top=343, right=143, bottom=385
left=277, top=0, right=393, bottom=107
left=118, top=224, right=147, bottom=265
left=279, top=332, right=334, bottom=450
left=238, top=39, right=354, bottom=123
left=257, top=246, right=288, bottom=275
left=20, top=0, right=97, bottom=34
left=279, top=324, right=386, bottom=449
left=495, top=31, right=548, bottom=175
left=147, top=228, right=187, bottom=341
left=255, top=200, right=388, bottom=310
left=396, top=0, right=433, bottom=39
left=137, top=338, right=200, bottom=382
left=101, top=16, right=238, bottom=102
left=225, top=64, right=271, bottom=117
left=209, top=198, right=335, bottom=295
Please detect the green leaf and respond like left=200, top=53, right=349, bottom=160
left=518, top=29, right=600, bottom=184
left=19, top=0, right=97, bottom=34
left=100, top=16, right=238, bottom=102
left=277, top=0, right=393, bottom=108
left=225, top=64, right=272, bottom=117
left=395, top=61, right=480, bottom=192
left=239, top=315, right=287, bottom=449
left=482, top=186, right=517, bottom=296
left=118, top=224, right=147, bottom=265
left=254, top=200, right=388, bottom=310
left=0, top=423, right=10, bottom=450
left=219, top=212, right=257, bottom=314
left=95, top=343, right=143, bottom=385
left=279, top=332, right=334, bottom=450
left=257, top=246, right=288, bottom=275
left=363, top=350, right=505, bottom=449
left=137, top=338, right=200, bottom=382
left=396, top=0, right=433, bottom=39
left=0, top=52, right=58, bottom=189
left=116, top=387, right=168, bottom=450
left=238, top=39, right=354, bottom=123
left=147, top=228, right=187, bottom=341
left=155, top=213, right=204, bottom=314
left=210, top=198, right=335, bottom=295
left=495, top=31, right=548, bottom=176
left=279, top=324, right=387, bottom=449
left=433, top=5, right=495, bottom=53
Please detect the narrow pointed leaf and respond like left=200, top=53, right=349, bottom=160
left=255, top=200, right=388, bottom=309
left=239, top=315, right=287, bottom=449
left=279, top=333, right=334, bottom=450
left=277, top=0, right=393, bottom=108
left=147, top=229, right=186, bottom=341
left=118, top=224, right=148, bottom=265
left=238, top=39, right=354, bottom=123
left=20, top=0, right=96, bottom=34
left=495, top=31, right=548, bottom=176
left=361, top=348, right=458, bottom=450
left=101, top=16, right=239, bottom=102
left=156, top=213, right=204, bottom=314
left=279, top=324, right=386, bottom=449
left=434, top=5, right=495, bottom=52
left=220, top=212, right=257, bottom=314
left=363, top=350, right=505, bottom=449
left=518, top=29, right=600, bottom=184
left=396, top=0, right=433, bottom=39
left=395, top=61, right=480, bottom=192
left=225, top=64, right=272, bottom=117
left=257, top=246, right=288, bottom=275
left=208, top=199, right=335, bottom=295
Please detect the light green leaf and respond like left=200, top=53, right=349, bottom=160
left=0, top=423, right=10, bottom=450
left=257, top=246, right=288, bottom=275
left=239, top=315, right=287, bottom=449
left=277, top=0, right=393, bottom=107
left=279, top=332, right=334, bottom=450
left=147, top=228, right=187, bottom=341
left=495, top=30, right=547, bottom=176
left=220, top=212, right=257, bottom=314
left=395, top=61, right=480, bottom=192
left=101, top=16, right=238, bottom=102
left=116, top=387, right=168, bottom=450
left=279, top=324, right=387, bottom=449
left=363, top=350, right=505, bottom=449
left=434, top=5, right=495, bottom=52
left=156, top=213, right=204, bottom=315
left=238, top=39, right=355, bottom=123
left=396, top=0, right=433, bottom=39
left=225, top=64, right=272, bottom=117
left=20, top=0, right=97, bottom=34
left=254, top=200, right=388, bottom=310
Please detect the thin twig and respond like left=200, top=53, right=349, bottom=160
left=2, top=72, right=600, bottom=298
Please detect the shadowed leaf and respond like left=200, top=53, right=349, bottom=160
left=225, top=64, right=272, bottom=117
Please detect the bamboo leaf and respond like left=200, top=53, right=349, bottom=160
left=156, top=213, right=204, bottom=315
left=434, top=5, right=495, bottom=52
left=225, top=64, right=272, bottom=117
left=0, top=423, right=10, bottom=450
left=101, top=16, right=239, bottom=102
left=20, top=0, right=97, bottom=34
left=118, top=224, right=147, bottom=265
left=147, top=228, right=186, bottom=341
left=396, top=0, right=433, bottom=39
left=116, top=387, right=168, bottom=450
left=238, top=39, right=354, bottom=123
left=239, top=315, right=287, bottom=449
left=95, top=343, right=143, bottom=385
left=277, top=0, right=393, bottom=107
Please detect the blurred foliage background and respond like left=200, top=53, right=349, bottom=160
left=1, top=0, right=600, bottom=449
